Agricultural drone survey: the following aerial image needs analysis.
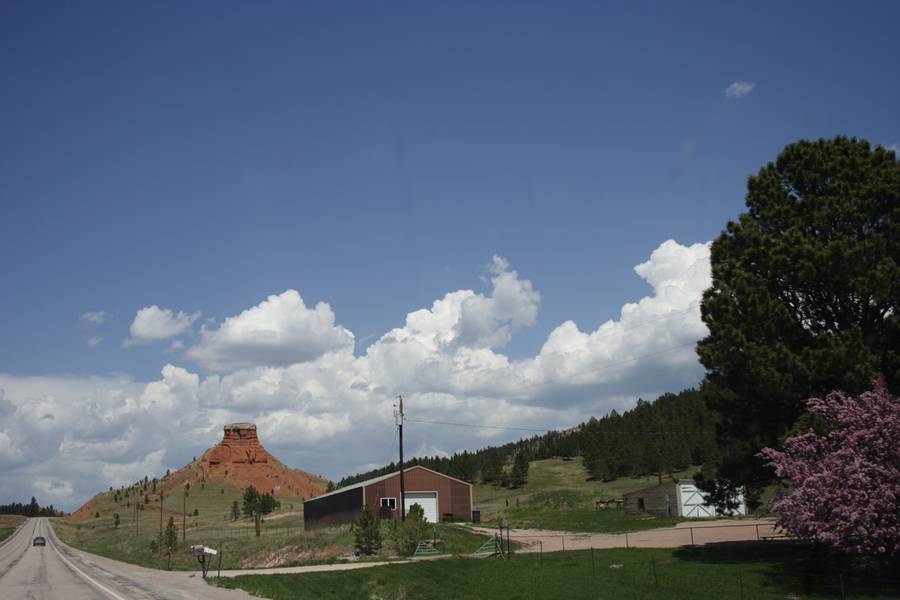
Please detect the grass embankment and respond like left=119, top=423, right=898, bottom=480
left=54, top=516, right=353, bottom=571
left=214, top=543, right=900, bottom=600
left=0, top=515, right=27, bottom=543
left=53, top=514, right=488, bottom=572
left=475, top=457, right=697, bottom=532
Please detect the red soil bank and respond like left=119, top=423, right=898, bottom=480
left=197, top=423, right=325, bottom=497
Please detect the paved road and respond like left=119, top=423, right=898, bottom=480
left=0, top=518, right=253, bottom=600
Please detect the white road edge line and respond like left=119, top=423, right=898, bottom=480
left=49, top=535, right=130, bottom=600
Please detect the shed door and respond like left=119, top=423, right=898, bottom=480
left=678, top=483, right=715, bottom=518
left=404, top=492, right=438, bottom=523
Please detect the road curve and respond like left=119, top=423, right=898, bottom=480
left=0, top=518, right=253, bottom=600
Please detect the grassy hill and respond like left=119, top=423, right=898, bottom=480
left=473, top=457, right=700, bottom=532
left=55, top=473, right=331, bottom=570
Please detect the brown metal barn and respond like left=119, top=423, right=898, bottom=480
left=303, top=465, right=473, bottom=530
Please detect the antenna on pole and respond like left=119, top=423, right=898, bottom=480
left=397, top=395, right=406, bottom=522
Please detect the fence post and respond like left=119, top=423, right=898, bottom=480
left=591, top=547, right=596, bottom=579
left=755, top=524, right=759, bottom=541
left=690, top=527, right=694, bottom=546
left=625, top=531, right=629, bottom=548
left=840, top=573, right=845, bottom=600
left=562, top=535, right=565, bottom=553
left=650, top=557, right=658, bottom=588
left=539, top=541, right=543, bottom=568
left=217, top=550, right=223, bottom=578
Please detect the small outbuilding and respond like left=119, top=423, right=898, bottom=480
left=622, top=479, right=746, bottom=518
left=303, top=465, right=473, bottom=530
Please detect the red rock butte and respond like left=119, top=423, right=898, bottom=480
left=196, top=422, right=325, bottom=497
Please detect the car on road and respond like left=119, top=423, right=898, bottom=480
left=33, top=536, right=46, bottom=546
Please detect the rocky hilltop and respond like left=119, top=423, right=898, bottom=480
left=194, top=422, right=325, bottom=497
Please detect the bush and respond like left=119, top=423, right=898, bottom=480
left=352, top=505, right=381, bottom=556
left=388, top=503, right=430, bottom=556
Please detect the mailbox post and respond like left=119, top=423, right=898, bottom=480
left=190, top=545, right=218, bottom=578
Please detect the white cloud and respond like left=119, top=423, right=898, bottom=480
left=86, top=336, right=102, bottom=348
left=80, top=310, right=107, bottom=324
left=0, top=240, right=714, bottom=511
left=186, top=290, right=354, bottom=372
left=123, top=305, right=200, bottom=347
left=724, top=81, right=756, bottom=98
left=887, top=142, right=900, bottom=155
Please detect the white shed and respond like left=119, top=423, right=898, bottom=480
left=623, top=479, right=747, bottom=518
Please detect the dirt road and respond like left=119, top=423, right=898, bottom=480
left=0, top=518, right=254, bottom=600
left=470, top=518, right=784, bottom=553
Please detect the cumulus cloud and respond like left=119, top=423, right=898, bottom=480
left=123, top=306, right=200, bottom=347
left=80, top=310, right=107, bottom=324
left=0, top=240, right=714, bottom=511
left=887, top=142, right=900, bottom=155
left=86, top=336, right=102, bottom=348
left=186, top=290, right=354, bottom=372
left=724, top=81, right=756, bottom=98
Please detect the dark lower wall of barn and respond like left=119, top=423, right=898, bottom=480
left=303, top=487, right=363, bottom=530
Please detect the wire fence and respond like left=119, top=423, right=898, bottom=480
left=496, top=521, right=790, bottom=553
left=184, top=524, right=307, bottom=541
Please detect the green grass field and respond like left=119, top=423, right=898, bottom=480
left=213, top=543, right=900, bottom=600
left=0, top=515, right=27, bottom=543
left=474, top=457, right=698, bottom=532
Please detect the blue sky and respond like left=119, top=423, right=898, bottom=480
left=0, top=1, right=898, bottom=508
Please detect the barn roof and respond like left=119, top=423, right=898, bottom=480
left=306, top=465, right=471, bottom=502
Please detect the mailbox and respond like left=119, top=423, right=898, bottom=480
left=190, top=545, right=218, bottom=557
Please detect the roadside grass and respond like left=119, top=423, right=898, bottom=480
left=52, top=515, right=487, bottom=572
left=0, top=515, right=27, bottom=543
left=474, top=458, right=699, bottom=533
left=54, top=517, right=354, bottom=571
left=213, top=543, right=900, bottom=600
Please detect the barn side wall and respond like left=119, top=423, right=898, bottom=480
left=622, top=483, right=678, bottom=517
left=364, top=469, right=472, bottom=522
left=303, top=487, right=363, bottom=530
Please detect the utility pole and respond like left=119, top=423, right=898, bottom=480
left=159, top=491, right=164, bottom=554
left=183, top=488, right=187, bottom=542
left=396, top=395, right=406, bottom=521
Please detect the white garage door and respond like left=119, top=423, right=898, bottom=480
left=404, top=492, right=438, bottom=523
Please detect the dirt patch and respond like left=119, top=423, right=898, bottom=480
left=468, top=519, right=782, bottom=552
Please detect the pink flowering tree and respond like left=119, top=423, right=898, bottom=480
left=760, top=379, right=900, bottom=556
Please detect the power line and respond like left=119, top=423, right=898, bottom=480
left=404, top=418, right=550, bottom=432
left=404, top=417, right=710, bottom=435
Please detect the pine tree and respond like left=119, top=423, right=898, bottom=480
left=352, top=505, right=382, bottom=556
